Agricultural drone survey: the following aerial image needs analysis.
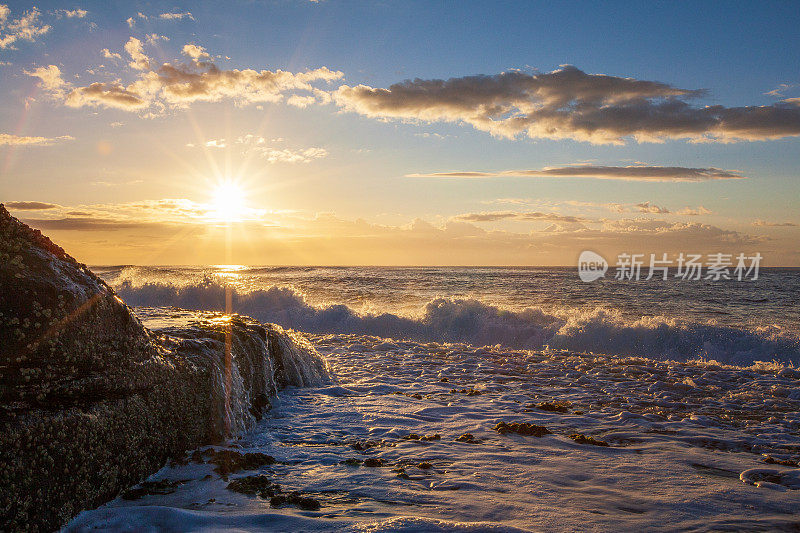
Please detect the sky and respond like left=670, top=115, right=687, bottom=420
left=1, top=0, right=799, bottom=265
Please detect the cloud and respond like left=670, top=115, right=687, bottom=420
left=0, top=6, right=50, bottom=50
left=101, top=48, right=122, bottom=60
left=25, top=64, right=69, bottom=98
left=675, top=205, right=712, bottom=216
left=407, top=164, right=745, bottom=182
left=753, top=219, right=798, bottom=227
left=635, top=201, right=669, bottom=214
left=126, top=16, right=135, bottom=28
left=0, top=133, right=73, bottom=146
left=335, top=65, right=800, bottom=144
left=182, top=43, right=209, bottom=60
left=4, top=201, right=59, bottom=210
left=190, top=135, right=329, bottom=163
left=124, top=36, right=149, bottom=70
left=453, top=211, right=589, bottom=224
left=21, top=217, right=168, bottom=231
left=48, top=41, right=343, bottom=113
left=66, top=82, right=148, bottom=110
left=159, top=11, right=194, bottom=21
left=54, top=9, right=87, bottom=19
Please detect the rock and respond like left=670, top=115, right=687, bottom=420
left=363, top=457, right=386, bottom=467
left=270, top=492, right=321, bottom=511
left=535, top=401, right=571, bottom=413
left=207, top=450, right=276, bottom=477
left=568, top=433, right=610, bottom=447
left=0, top=205, right=328, bottom=532
left=455, top=433, right=480, bottom=443
left=226, top=475, right=281, bottom=498
left=417, top=462, right=432, bottom=470
left=401, top=433, right=440, bottom=441
left=122, top=479, right=188, bottom=500
left=494, top=421, right=550, bottom=437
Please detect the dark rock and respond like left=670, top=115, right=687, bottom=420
left=340, top=458, right=363, bottom=466
left=455, top=433, right=480, bottom=443
left=208, top=450, right=276, bottom=477
left=0, top=206, right=327, bottom=532
left=122, top=479, right=188, bottom=500
left=270, top=492, right=321, bottom=511
left=417, top=462, right=432, bottom=470
left=363, top=457, right=386, bottom=467
left=494, top=421, right=550, bottom=437
left=226, top=475, right=281, bottom=498
left=401, top=433, right=440, bottom=441
left=535, top=401, right=571, bottom=413
left=569, top=434, right=610, bottom=447
left=763, top=455, right=799, bottom=467
left=451, top=388, right=482, bottom=396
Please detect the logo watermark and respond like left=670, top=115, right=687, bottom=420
left=578, top=250, right=609, bottom=282
left=578, top=252, right=762, bottom=282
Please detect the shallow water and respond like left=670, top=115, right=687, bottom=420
left=66, top=309, right=800, bottom=532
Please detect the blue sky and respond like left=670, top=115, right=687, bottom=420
left=1, top=1, right=798, bottom=264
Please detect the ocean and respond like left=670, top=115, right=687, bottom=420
left=65, top=266, right=800, bottom=531
left=96, top=265, right=800, bottom=366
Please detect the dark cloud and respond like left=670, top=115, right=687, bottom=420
left=753, top=220, right=798, bottom=227
left=4, top=201, right=59, bottom=210
left=23, top=217, right=170, bottom=231
left=336, top=66, right=800, bottom=144
left=408, top=165, right=746, bottom=182
left=454, top=211, right=589, bottom=224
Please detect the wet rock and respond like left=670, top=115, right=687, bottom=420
left=363, top=457, right=386, bottom=467
left=569, top=434, right=610, bottom=447
left=535, top=401, right=571, bottom=413
left=451, top=388, right=482, bottom=396
left=270, top=492, right=321, bottom=511
left=340, top=458, right=363, bottom=466
left=455, top=433, right=481, bottom=443
left=401, top=433, right=440, bottom=441
left=763, top=455, right=799, bottom=467
left=351, top=439, right=384, bottom=451
left=417, top=462, right=433, bottom=470
left=494, top=422, right=550, bottom=437
left=122, top=479, right=188, bottom=500
left=208, top=450, right=276, bottom=476
left=0, top=206, right=327, bottom=532
left=227, top=475, right=281, bottom=498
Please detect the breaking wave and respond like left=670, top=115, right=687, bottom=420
left=117, top=280, right=800, bottom=366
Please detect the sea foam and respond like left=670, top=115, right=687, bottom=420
left=117, top=281, right=800, bottom=366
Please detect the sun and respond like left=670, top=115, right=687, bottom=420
left=210, top=181, right=247, bottom=222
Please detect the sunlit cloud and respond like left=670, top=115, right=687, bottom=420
left=159, top=12, right=194, bottom=21
left=453, top=211, right=589, bottom=224
left=17, top=199, right=768, bottom=265
left=101, top=48, right=121, bottom=60
left=124, top=36, right=149, bottom=70
left=0, top=5, right=50, bottom=50
left=53, top=9, right=87, bottom=19
left=336, top=65, right=800, bottom=144
left=0, top=133, right=73, bottom=146
left=30, top=40, right=344, bottom=114
left=189, top=135, right=329, bottom=163
left=408, top=164, right=745, bottom=182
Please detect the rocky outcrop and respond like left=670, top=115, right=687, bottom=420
left=0, top=205, right=328, bottom=531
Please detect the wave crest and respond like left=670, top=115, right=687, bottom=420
left=116, top=281, right=800, bottom=366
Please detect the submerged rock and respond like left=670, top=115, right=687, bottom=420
left=569, top=433, right=610, bottom=447
left=494, top=421, right=550, bottom=437
left=0, top=205, right=329, bottom=532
